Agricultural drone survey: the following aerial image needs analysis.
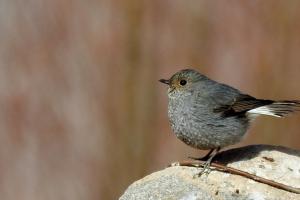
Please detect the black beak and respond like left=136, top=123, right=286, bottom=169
left=159, top=79, right=170, bottom=85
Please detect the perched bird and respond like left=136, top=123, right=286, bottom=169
left=160, top=69, right=300, bottom=174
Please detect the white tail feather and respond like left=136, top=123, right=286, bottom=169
left=247, top=101, right=300, bottom=118
left=247, top=106, right=281, bottom=117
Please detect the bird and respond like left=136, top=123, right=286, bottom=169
left=159, top=69, right=300, bottom=175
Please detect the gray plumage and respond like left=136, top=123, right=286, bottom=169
left=160, top=69, right=300, bottom=150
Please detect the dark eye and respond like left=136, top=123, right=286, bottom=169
left=179, top=79, right=187, bottom=86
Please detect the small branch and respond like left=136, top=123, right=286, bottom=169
left=169, top=160, right=300, bottom=194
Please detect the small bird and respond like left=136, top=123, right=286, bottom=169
left=160, top=69, right=300, bottom=174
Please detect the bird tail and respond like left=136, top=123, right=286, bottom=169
left=247, top=100, right=300, bottom=117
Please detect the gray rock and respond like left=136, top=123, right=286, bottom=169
left=120, top=145, right=300, bottom=200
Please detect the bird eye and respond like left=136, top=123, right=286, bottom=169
left=179, top=79, right=187, bottom=86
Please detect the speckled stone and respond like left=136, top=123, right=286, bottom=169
left=119, top=145, right=300, bottom=200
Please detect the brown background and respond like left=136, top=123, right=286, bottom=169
left=0, top=0, right=299, bottom=199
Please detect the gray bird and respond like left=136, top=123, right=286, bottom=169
left=160, top=69, right=300, bottom=173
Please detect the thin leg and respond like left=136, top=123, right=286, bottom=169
left=196, top=147, right=221, bottom=177
left=188, top=149, right=214, bottom=161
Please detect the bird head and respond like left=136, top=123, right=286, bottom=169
left=159, top=69, right=206, bottom=97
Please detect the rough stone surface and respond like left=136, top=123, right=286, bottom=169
left=120, top=145, right=300, bottom=200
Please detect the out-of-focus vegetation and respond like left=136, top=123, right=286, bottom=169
left=0, top=1, right=299, bottom=199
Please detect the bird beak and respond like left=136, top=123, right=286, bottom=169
left=159, top=79, right=170, bottom=85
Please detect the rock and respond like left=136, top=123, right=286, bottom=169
left=119, top=145, right=300, bottom=200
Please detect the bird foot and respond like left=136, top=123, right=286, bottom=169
left=193, top=161, right=212, bottom=178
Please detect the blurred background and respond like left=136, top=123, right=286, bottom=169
left=0, top=0, right=300, bottom=199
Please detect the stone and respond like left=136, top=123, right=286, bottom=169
left=119, top=145, right=300, bottom=200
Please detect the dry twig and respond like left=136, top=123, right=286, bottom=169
left=169, top=160, right=300, bottom=194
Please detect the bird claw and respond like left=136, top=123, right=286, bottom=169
left=192, top=147, right=220, bottom=178
left=193, top=161, right=212, bottom=178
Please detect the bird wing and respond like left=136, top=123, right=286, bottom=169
left=213, top=94, right=274, bottom=117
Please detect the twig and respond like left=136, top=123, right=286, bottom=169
left=169, top=160, right=300, bottom=194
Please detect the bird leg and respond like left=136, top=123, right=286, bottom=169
left=188, top=149, right=214, bottom=161
left=194, top=147, right=221, bottom=177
